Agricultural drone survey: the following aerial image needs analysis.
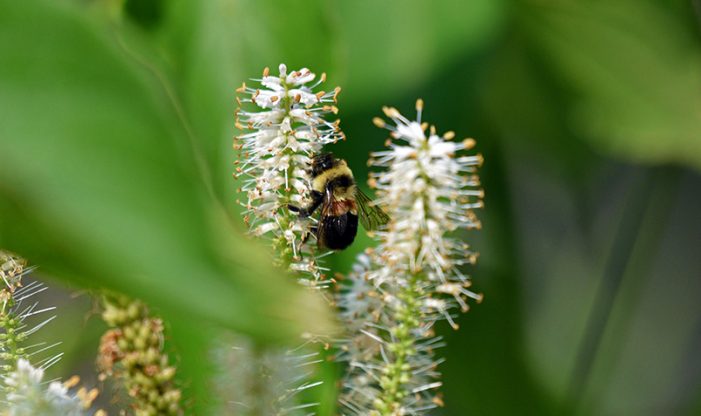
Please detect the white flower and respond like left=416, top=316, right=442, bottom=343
left=337, top=100, right=484, bottom=415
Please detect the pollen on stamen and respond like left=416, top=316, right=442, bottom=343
left=262, top=67, right=270, bottom=77
left=372, top=117, right=386, bottom=128
left=324, top=105, right=339, bottom=114
left=382, top=106, right=400, bottom=118
left=443, top=131, right=455, bottom=140
left=462, top=138, right=476, bottom=149
left=415, top=98, right=424, bottom=112
left=235, top=82, right=246, bottom=93
left=333, top=86, right=341, bottom=102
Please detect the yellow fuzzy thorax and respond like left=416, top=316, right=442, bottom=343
left=311, top=160, right=355, bottom=201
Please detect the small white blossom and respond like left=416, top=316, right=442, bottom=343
left=337, top=100, right=484, bottom=415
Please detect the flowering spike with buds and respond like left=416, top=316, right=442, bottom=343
left=0, top=251, right=101, bottom=415
left=0, top=252, right=61, bottom=384
left=235, top=63, right=343, bottom=288
left=229, top=64, right=342, bottom=414
left=337, top=101, right=484, bottom=415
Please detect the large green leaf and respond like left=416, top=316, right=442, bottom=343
left=0, top=0, right=334, bottom=345
left=523, top=0, right=701, bottom=171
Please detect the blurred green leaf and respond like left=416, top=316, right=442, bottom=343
left=333, top=0, right=505, bottom=106
left=145, top=0, right=504, bottom=204
left=524, top=0, right=701, bottom=170
left=0, top=0, right=334, bottom=345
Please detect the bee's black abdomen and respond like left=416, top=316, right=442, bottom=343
left=318, top=212, right=358, bottom=250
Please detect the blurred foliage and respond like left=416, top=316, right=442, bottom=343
left=0, top=0, right=700, bottom=414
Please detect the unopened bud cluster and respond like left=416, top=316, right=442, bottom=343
left=98, top=295, right=181, bottom=416
left=337, top=101, right=484, bottom=415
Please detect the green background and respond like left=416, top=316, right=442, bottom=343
left=1, top=0, right=700, bottom=415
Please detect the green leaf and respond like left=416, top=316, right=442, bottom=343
left=524, top=0, right=701, bottom=170
left=0, top=0, right=334, bottom=345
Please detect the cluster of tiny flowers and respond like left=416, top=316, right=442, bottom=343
left=212, top=334, right=323, bottom=415
left=98, top=294, right=182, bottom=416
left=337, top=101, right=483, bottom=415
left=1, top=359, right=100, bottom=416
left=234, top=63, right=342, bottom=288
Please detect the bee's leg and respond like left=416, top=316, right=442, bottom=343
left=301, top=226, right=318, bottom=245
left=288, top=190, right=324, bottom=218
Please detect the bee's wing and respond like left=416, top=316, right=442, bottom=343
left=355, top=187, right=390, bottom=231
left=315, top=188, right=335, bottom=248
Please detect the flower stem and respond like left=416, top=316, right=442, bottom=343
left=375, top=277, right=423, bottom=415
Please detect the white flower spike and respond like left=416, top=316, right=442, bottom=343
left=337, top=100, right=484, bottom=415
left=231, top=64, right=342, bottom=416
left=235, top=63, right=343, bottom=287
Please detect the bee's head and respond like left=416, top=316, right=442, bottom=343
left=310, top=152, right=337, bottom=177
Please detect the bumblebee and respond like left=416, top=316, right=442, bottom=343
left=288, top=153, right=390, bottom=250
